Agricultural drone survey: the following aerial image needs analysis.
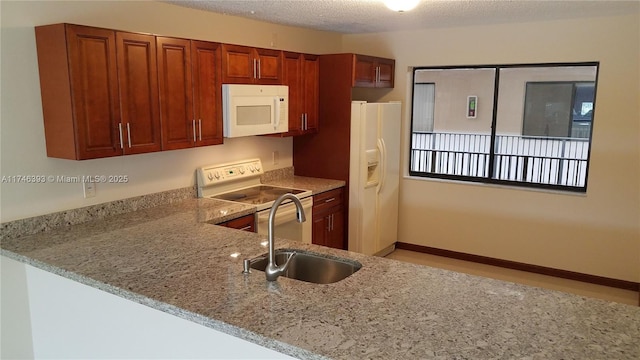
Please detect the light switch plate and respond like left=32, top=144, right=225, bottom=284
left=83, top=181, right=96, bottom=198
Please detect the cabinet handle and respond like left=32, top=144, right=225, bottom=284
left=239, top=225, right=252, bottom=231
left=301, top=114, right=304, bottom=130
left=326, top=215, right=331, bottom=232
left=198, top=119, right=202, bottom=141
left=324, top=197, right=336, bottom=203
left=126, top=123, right=132, bottom=148
left=330, top=214, right=334, bottom=231
left=192, top=119, right=197, bottom=142
left=376, top=66, right=380, bottom=83
left=257, top=59, right=261, bottom=79
left=118, top=123, right=124, bottom=149
left=304, top=113, right=308, bottom=130
left=253, top=59, right=257, bottom=79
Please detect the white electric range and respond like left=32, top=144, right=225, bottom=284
left=196, top=159, right=312, bottom=243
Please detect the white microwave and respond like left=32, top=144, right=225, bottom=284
left=222, top=84, right=289, bottom=138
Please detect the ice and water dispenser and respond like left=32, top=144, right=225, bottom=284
left=365, top=149, right=380, bottom=188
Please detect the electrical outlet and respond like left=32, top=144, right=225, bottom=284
left=83, top=181, right=96, bottom=198
left=272, top=151, right=279, bottom=165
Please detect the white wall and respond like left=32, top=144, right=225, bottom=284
left=0, top=1, right=342, bottom=222
left=342, top=13, right=640, bottom=282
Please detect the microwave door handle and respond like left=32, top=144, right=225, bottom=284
left=273, top=97, right=280, bottom=129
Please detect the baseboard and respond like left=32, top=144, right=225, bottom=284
left=373, top=244, right=396, bottom=257
left=395, top=242, right=640, bottom=292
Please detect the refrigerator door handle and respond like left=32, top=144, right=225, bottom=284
left=377, top=138, right=386, bottom=194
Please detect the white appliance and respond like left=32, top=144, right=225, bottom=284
left=197, top=159, right=312, bottom=244
left=348, top=101, right=401, bottom=256
left=222, top=84, right=289, bottom=138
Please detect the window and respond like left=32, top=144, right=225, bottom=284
left=409, top=63, right=598, bottom=192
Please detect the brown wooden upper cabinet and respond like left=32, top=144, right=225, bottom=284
left=221, top=44, right=282, bottom=85
left=280, top=52, right=319, bottom=136
left=35, top=24, right=223, bottom=160
left=157, top=37, right=223, bottom=150
left=35, top=23, right=159, bottom=159
left=353, top=54, right=395, bottom=88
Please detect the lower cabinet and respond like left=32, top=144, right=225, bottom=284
left=220, top=214, right=255, bottom=232
left=312, top=188, right=345, bottom=249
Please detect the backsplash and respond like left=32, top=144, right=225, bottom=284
left=0, top=187, right=197, bottom=240
left=0, top=167, right=294, bottom=240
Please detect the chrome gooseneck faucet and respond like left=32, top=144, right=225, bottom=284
left=265, top=193, right=305, bottom=281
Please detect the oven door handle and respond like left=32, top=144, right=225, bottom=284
left=258, top=201, right=311, bottom=226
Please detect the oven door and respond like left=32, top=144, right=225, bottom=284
left=256, top=197, right=312, bottom=244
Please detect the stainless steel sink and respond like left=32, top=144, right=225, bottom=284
left=246, top=249, right=361, bottom=284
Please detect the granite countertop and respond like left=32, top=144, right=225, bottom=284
left=2, top=196, right=639, bottom=359
left=265, top=175, right=345, bottom=195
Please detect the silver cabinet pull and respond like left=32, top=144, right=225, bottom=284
left=301, top=114, right=304, bottom=130
left=304, top=113, right=308, bottom=130
left=239, top=225, right=252, bottom=231
left=118, top=123, right=124, bottom=149
left=324, top=197, right=335, bottom=203
left=253, top=59, right=257, bottom=79
left=192, top=119, right=197, bottom=142
left=126, top=123, right=132, bottom=148
left=198, top=119, right=202, bottom=141
left=257, top=59, right=261, bottom=79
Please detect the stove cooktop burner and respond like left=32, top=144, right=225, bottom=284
left=212, top=185, right=305, bottom=206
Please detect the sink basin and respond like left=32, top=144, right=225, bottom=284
left=248, top=249, right=361, bottom=284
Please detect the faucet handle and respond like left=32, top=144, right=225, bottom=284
left=242, top=258, right=251, bottom=274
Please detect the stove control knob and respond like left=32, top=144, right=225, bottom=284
left=255, top=164, right=261, bottom=172
left=248, top=165, right=255, bottom=172
left=214, top=171, right=221, bottom=179
left=207, top=172, right=214, bottom=181
left=239, top=167, right=245, bottom=174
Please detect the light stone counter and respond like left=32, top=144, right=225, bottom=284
left=264, top=175, right=345, bottom=195
left=2, top=198, right=639, bottom=359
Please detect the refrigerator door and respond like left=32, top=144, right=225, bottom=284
left=375, top=102, right=401, bottom=254
left=348, top=101, right=401, bottom=256
left=348, top=102, right=365, bottom=253
left=359, top=103, right=381, bottom=255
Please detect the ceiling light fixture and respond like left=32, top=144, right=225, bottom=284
left=383, top=0, right=420, bottom=12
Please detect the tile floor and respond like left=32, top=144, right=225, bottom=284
left=385, top=249, right=639, bottom=306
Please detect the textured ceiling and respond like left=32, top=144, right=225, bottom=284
left=166, top=0, right=639, bottom=34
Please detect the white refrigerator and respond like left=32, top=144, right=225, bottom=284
left=348, top=101, right=401, bottom=256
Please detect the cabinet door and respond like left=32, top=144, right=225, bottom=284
left=353, top=55, right=395, bottom=88
left=157, top=37, right=194, bottom=150
left=376, top=58, right=395, bottom=88
left=302, top=54, right=319, bottom=133
left=191, top=41, right=223, bottom=146
left=312, top=209, right=329, bottom=247
left=353, top=55, right=377, bottom=88
left=283, top=52, right=303, bottom=135
left=254, top=48, right=282, bottom=84
left=326, top=207, right=345, bottom=249
left=221, top=44, right=255, bottom=84
left=66, top=25, right=122, bottom=159
left=116, top=32, right=161, bottom=154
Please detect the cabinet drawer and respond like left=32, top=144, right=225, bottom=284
left=223, top=214, right=255, bottom=232
left=313, top=188, right=344, bottom=213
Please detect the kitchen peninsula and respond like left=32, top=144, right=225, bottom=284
left=2, top=191, right=639, bottom=359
